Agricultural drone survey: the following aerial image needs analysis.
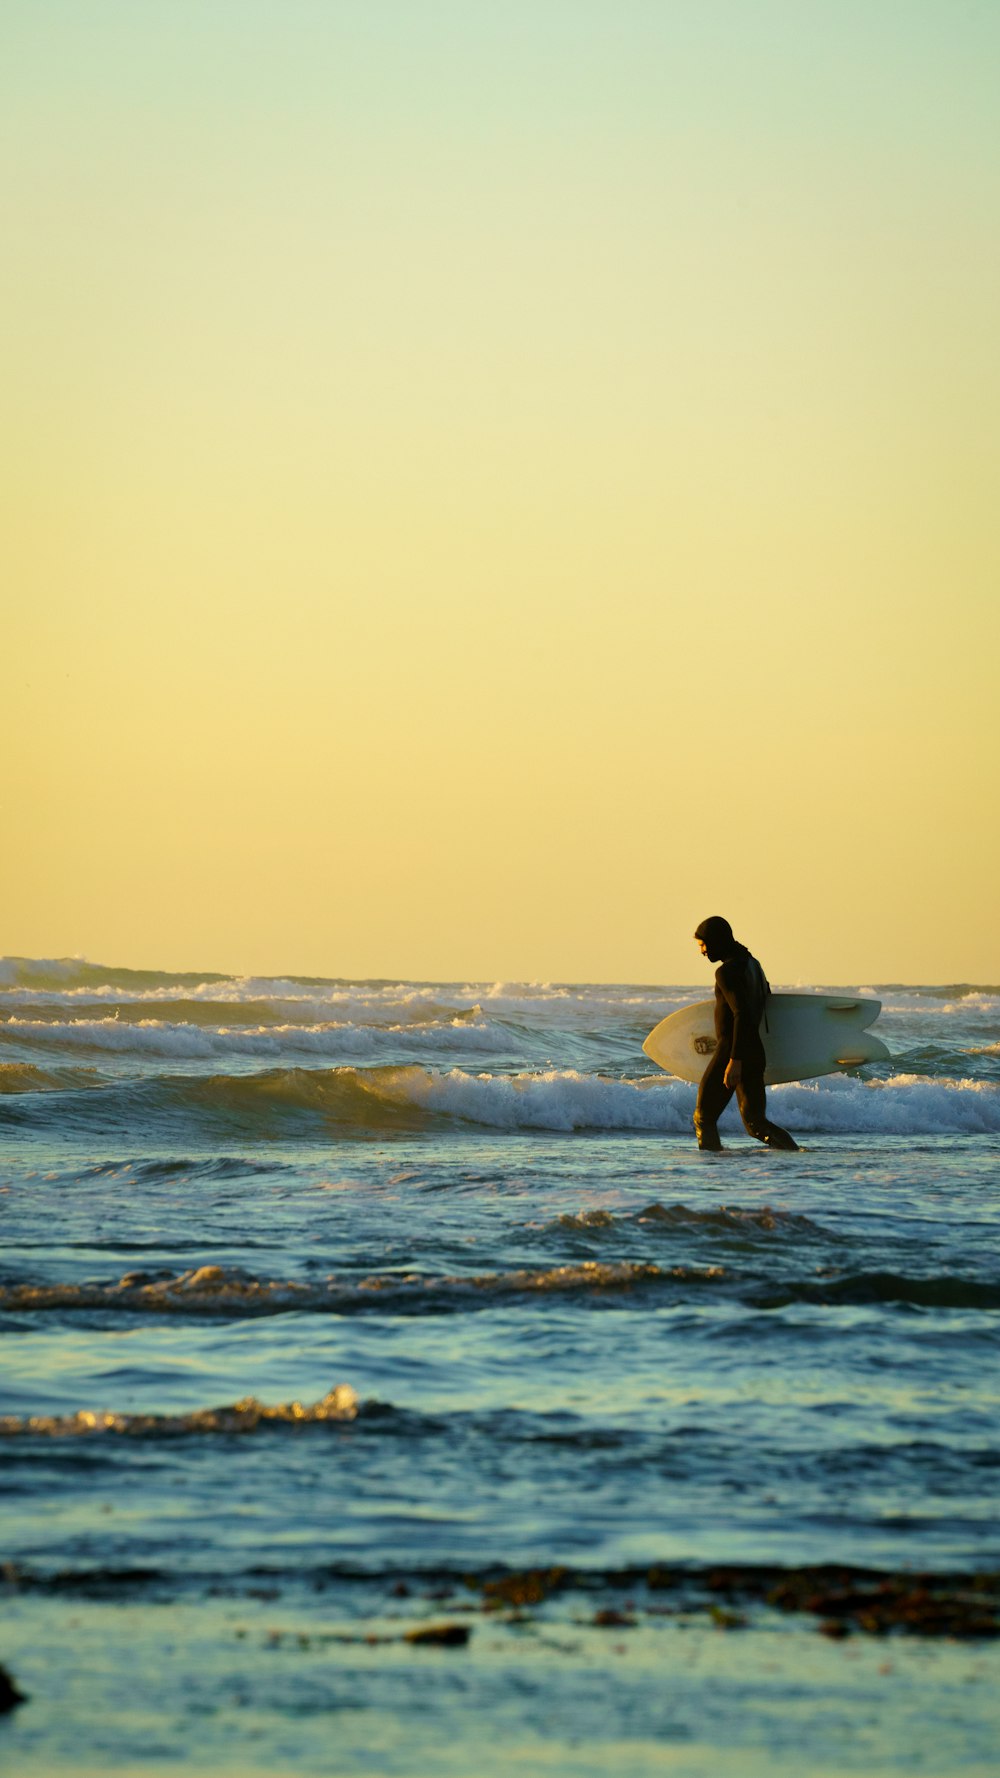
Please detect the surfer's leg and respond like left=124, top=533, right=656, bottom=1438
left=695, top=1057, right=732, bottom=1150
left=736, top=1074, right=799, bottom=1151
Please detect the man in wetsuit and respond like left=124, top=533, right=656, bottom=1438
left=693, top=916, right=799, bottom=1152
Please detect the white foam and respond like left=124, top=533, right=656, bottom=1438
left=0, top=1017, right=513, bottom=1060
left=0, top=981, right=482, bottom=1015
left=407, top=1069, right=695, bottom=1132
left=0, top=979, right=692, bottom=1028
left=769, top=1072, right=1000, bottom=1135
left=371, top=1067, right=1000, bottom=1136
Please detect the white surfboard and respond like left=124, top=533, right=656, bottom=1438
left=643, top=994, right=889, bottom=1085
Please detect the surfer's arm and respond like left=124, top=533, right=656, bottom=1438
left=717, top=963, right=754, bottom=1065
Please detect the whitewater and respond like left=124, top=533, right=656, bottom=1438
left=2, top=959, right=999, bottom=1777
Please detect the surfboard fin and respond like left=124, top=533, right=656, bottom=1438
left=834, top=1036, right=891, bottom=1067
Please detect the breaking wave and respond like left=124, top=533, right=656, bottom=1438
left=3, top=1257, right=996, bottom=1319
left=0, top=1014, right=508, bottom=1059
left=0, top=958, right=680, bottom=1025
left=0, top=995, right=488, bottom=1026
left=2, top=1062, right=999, bottom=1136
left=0, top=1383, right=359, bottom=1438
left=0, top=1260, right=725, bottom=1318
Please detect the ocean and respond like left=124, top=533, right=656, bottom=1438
left=2, top=958, right=998, bottom=1776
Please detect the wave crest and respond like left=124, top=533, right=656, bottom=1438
left=0, top=1062, right=101, bottom=1094
left=2, top=1058, right=998, bottom=1137
left=0, top=1015, right=505, bottom=1060
left=5, top=1258, right=993, bottom=1318
left=0, top=1260, right=725, bottom=1319
left=0, top=1383, right=359, bottom=1439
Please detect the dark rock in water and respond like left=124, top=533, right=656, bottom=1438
left=480, top=1566, right=569, bottom=1610
left=0, top=1665, right=27, bottom=1711
left=404, top=1623, right=472, bottom=1647
left=646, top=1565, right=675, bottom=1590
left=764, top=1567, right=1000, bottom=1639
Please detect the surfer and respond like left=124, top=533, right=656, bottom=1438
left=693, top=916, right=799, bottom=1152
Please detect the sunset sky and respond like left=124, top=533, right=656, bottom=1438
left=6, top=2, right=998, bottom=983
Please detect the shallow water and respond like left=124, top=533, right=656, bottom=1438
left=2, top=962, right=999, bottom=1772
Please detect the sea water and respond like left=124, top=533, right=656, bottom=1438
left=1, top=960, right=998, bottom=1776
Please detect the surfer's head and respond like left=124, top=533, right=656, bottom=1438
left=694, top=916, right=734, bottom=962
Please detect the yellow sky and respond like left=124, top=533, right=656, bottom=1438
left=5, top=2, right=998, bottom=982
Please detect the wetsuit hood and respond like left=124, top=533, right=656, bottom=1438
left=695, top=915, right=735, bottom=963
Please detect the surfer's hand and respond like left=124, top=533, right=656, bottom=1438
left=723, top=1059, right=742, bottom=1089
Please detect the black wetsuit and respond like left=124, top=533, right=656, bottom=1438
left=694, top=945, right=798, bottom=1151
